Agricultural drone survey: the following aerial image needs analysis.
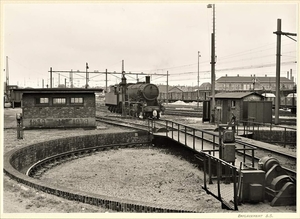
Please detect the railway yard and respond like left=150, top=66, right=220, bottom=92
left=2, top=100, right=297, bottom=214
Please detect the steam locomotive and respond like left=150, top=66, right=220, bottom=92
left=105, top=75, right=164, bottom=119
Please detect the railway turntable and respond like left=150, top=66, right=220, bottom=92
left=151, top=119, right=296, bottom=211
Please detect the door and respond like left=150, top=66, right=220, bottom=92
left=222, top=100, right=229, bottom=124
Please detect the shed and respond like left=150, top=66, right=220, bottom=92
left=19, top=88, right=103, bottom=129
left=212, top=92, right=271, bottom=124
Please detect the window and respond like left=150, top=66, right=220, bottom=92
left=70, top=97, right=83, bottom=104
left=231, top=100, right=236, bottom=108
left=53, top=98, right=66, bottom=104
left=36, top=98, right=49, bottom=104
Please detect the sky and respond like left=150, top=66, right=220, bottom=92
left=1, top=1, right=298, bottom=88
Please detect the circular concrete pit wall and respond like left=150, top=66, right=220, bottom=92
left=4, top=131, right=194, bottom=213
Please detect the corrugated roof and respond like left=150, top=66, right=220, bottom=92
left=214, top=92, right=262, bottom=99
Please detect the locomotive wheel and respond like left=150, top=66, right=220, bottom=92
left=157, top=112, right=160, bottom=119
left=129, top=110, right=134, bottom=116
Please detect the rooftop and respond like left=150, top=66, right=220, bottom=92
left=217, top=76, right=294, bottom=83
left=12, top=88, right=104, bottom=94
left=214, top=92, right=262, bottom=99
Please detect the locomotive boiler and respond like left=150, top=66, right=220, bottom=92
left=105, top=75, right=164, bottom=119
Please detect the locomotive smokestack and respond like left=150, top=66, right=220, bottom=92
left=146, top=76, right=150, bottom=84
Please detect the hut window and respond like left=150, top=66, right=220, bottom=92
left=53, top=98, right=66, bottom=104
left=70, top=97, right=83, bottom=104
left=231, top=100, right=236, bottom=108
left=36, top=98, right=49, bottom=104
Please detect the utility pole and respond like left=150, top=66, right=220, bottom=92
left=167, top=71, right=169, bottom=103
left=273, top=19, right=297, bottom=125
left=208, top=4, right=216, bottom=123
left=86, top=62, right=89, bottom=88
left=50, top=67, right=52, bottom=88
left=105, top=69, right=108, bottom=92
left=121, top=71, right=127, bottom=117
left=58, top=73, right=60, bottom=86
left=5, top=56, right=9, bottom=98
left=197, top=51, right=201, bottom=108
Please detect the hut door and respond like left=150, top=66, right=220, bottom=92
left=222, top=100, right=229, bottom=124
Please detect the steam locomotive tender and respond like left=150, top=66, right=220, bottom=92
left=105, top=75, right=164, bottom=119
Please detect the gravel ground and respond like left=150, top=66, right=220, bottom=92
left=2, top=107, right=297, bottom=216
left=40, top=147, right=223, bottom=212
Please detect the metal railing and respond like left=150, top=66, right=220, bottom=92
left=236, top=119, right=296, bottom=147
left=148, top=119, right=261, bottom=211
left=195, top=153, right=239, bottom=211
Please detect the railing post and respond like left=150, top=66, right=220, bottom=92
left=233, top=167, right=238, bottom=210
left=185, top=126, right=187, bottom=146
left=203, top=156, right=207, bottom=190
left=243, top=145, right=246, bottom=164
left=178, top=124, right=180, bottom=142
left=284, top=127, right=286, bottom=148
left=172, top=122, right=174, bottom=139
left=252, top=149, right=255, bottom=168
left=201, top=131, right=204, bottom=150
left=166, top=120, right=168, bottom=137
left=217, top=160, right=221, bottom=199
left=213, top=135, right=215, bottom=156
left=208, top=152, right=213, bottom=184
left=193, top=129, right=195, bottom=150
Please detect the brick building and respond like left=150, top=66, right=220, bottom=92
left=216, top=75, right=295, bottom=91
left=20, top=88, right=103, bottom=129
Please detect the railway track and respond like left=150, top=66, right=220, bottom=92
left=164, top=108, right=203, bottom=117
left=96, top=116, right=296, bottom=179
left=24, top=142, right=195, bottom=213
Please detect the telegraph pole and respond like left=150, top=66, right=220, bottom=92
left=6, top=56, right=9, bottom=95
left=197, top=51, right=201, bottom=108
left=273, top=19, right=297, bottom=124
left=208, top=4, right=216, bottom=123
left=167, top=71, right=169, bottom=103
left=86, top=62, right=89, bottom=88
left=105, top=69, right=108, bottom=92
left=50, top=67, right=52, bottom=88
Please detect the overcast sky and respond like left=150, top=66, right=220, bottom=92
left=1, top=1, right=298, bottom=88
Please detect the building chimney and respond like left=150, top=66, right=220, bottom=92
left=251, top=74, right=252, bottom=77
left=287, top=71, right=289, bottom=79
left=226, top=74, right=227, bottom=77
left=265, top=74, right=267, bottom=77
left=237, top=74, right=239, bottom=77
left=145, top=76, right=150, bottom=84
left=290, top=69, right=292, bottom=81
